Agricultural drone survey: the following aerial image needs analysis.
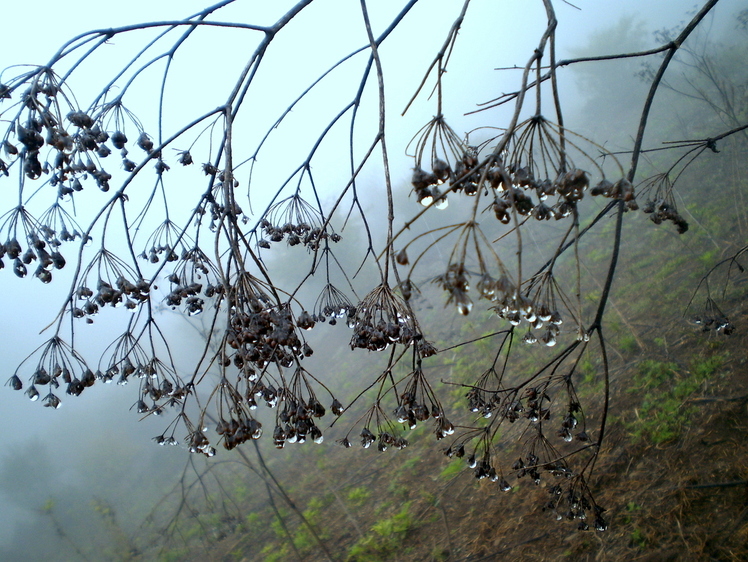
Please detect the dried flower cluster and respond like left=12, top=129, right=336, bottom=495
left=72, top=250, right=150, bottom=320
left=164, top=246, right=222, bottom=316
left=692, top=297, right=735, bottom=335
left=639, top=174, right=689, bottom=233
left=1, top=1, right=735, bottom=540
left=544, top=478, right=608, bottom=531
left=259, top=195, right=340, bottom=250
left=312, top=283, right=355, bottom=325
left=6, top=337, right=92, bottom=407
left=409, top=116, right=636, bottom=222
left=349, top=284, right=432, bottom=354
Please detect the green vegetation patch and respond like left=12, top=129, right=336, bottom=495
left=347, top=502, right=415, bottom=561
left=627, top=355, right=726, bottom=444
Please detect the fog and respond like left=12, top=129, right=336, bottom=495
left=0, top=0, right=744, bottom=559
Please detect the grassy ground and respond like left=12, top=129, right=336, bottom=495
left=142, top=145, right=748, bottom=562
left=181, top=264, right=747, bottom=561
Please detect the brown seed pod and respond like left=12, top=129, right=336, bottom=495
left=136, top=132, right=153, bottom=153
left=111, top=131, right=128, bottom=149
left=411, top=167, right=437, bottom=190
left=67, top=111, right=95, bottom=129
left=177, top=151, right=193, bottom=165
left=3, top=140, right=18, bottom=156
left=432, top=158, right=450, bottom=182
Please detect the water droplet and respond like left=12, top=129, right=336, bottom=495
left=457, top=301, right=472, bottom=315
left=542, top=330, right=557, bottom=346
left=13, top=258, right=27, bottom=278
left=35, top=266, right=52, bottom=283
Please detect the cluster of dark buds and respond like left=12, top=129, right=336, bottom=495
left=99, top=102, right=162, bottom=172
left=152, top=434, right=179, bottom=446
left=217, top=414, right=263, bottom=451
left=184, top=376, right=257, bottom=454
left=129, top=358, right=186, bottom=415
left=186, top=428, right=216, bottom=457
left=375, top=431, right=409, bottom=452
left=74, top=271, right=150, bottom=320
left=226, top=273, right=310, bottom=370
left=498, top=389, right=557, bottom=431
left=407, top=115, right=635, bottom=225
left=258, top=195, right=339, bottom=250
left=6, top=336, right=94, bottom=408
left=395, top=367, right=450, bottom=438
left=163, top=246, right=222, bottom=315
left=339, top=426, right=408, bottom=451
left=589, top=177, right=638, bottom=209
left=466, top=386, right=496, bottom=419
left=0, top=68, right=161, bottom=196
left=496, top=116, right=631, bottom=210
left=638, top=174, right=687, bottom=233
left=482, top=365, right=591, bottom=447
left=554, top=373, right=589, bottom=443
left=544, top=478, right=607, bottom=532
left=98, top=332, right=150, bottom=384
left=493, top=293, right=564, bottom=345
left=37, top=201, right=86, bottom=245
left=513, top=454, right=546, bottom=485
left=411, top=164, right=452, bottom=208
left=0, top=221, right=65, bottom=283
left=442, top=442, right=512, bottom=488
left=273, top=396, right=325, bottom=447
left=0, top=205, right=81, bottom=281
left=165, top=276, right=206, bottom=316
left=426, top=231, right=515, bottom=315
left=557, top=402, right=582, bottom=443
left=408, top=115, right=472, bottom=207
left=139, top=220, right=189, bottom=263
left=642, top=197, right=688, bottom=233
left=523, top=387, right=552, bottom=425
left=201, top=173, right=245, bottom=232
left=266, top=366, right=342, bottom=448
left=517, top=272, right=587, bottom=344
left=468, top=451, right=504, bottom=481
left=488, top=163, right=635, bottom=224
left=432, top=263, right=472, bottom=316
left=311, top=283, right=356, bottom=325
left=350, top=284, right=432, bottom=355
left=192, top=357, right=341, bottom=455
left=691, top=297, right=735, bottom=335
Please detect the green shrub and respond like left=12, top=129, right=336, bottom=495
left=347, top=502, right=415, bottom=561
